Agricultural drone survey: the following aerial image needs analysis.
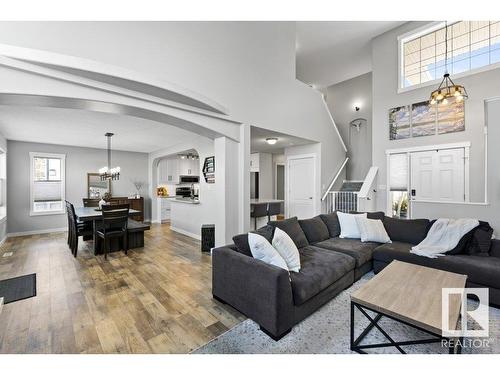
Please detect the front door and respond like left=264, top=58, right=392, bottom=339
left=288, top=156, right=315, bottom=218
left=410, top=148, right=465, bottom=202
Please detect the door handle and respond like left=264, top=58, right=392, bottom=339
left=411, top=189, right=416, bottom=196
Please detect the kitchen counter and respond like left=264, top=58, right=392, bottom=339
left=170, top=197, right=200, bottom=204
left=250, top=199, right=284, bottom=204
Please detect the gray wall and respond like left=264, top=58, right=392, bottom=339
left=7, top=140, right=149, bottom=234
left=0, top=133, right=6, bottom=242
left=326, top=72, right=373, bottom=181
left=412, top=99, right=500, bottom=235
left=372, top=21, right=500, bottom=210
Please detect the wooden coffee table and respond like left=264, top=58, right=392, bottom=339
left=350, top=260, right=467, bottom=354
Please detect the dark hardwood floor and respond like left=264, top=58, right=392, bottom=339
left=0, top=224, right=244, bottom=353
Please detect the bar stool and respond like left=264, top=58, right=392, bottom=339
left=267, top=202, right=281, bottom=222
left=250, top=203, right=268, bottom=230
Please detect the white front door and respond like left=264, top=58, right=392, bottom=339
left=410, top=148, right=465, bottom=202
left=288, top=156, right=315, bottom=218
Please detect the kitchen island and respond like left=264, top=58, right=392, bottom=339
left=170, top=197, right=204, bottom=239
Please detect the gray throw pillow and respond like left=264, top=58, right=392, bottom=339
left=299, top=216, right=330, bottom=244
left=268, top=216, right=309, bottom=248
left=382, top=216, right=431, bottom=245
left=319, top=212, right=341, bottom=238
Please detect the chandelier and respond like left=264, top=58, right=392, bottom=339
left=430, top=21, right=468, bottom=105
left=99, top=132, right=120, bottom=181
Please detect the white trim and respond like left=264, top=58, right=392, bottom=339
left=286, top=153, right=318, bottom=217
left=411, top=200, right=489, bottom=206
left=322, top=98, right=347, bottom=153
left=7, top=227, right=67, bottom=237
left=321, top=157, right=349, bottom=201
left=358, top=166, right=378, bottom=199
left=29, top=151, right=66, bottom=217
left=398, top=21, right=500, bottom=93
left=385, top=142, right=471, bottom=155
left=170, top=226, right=201, bottom=241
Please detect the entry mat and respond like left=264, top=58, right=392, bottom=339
left=0, top=273, right=37, bottom=304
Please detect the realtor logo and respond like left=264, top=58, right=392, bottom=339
left=442, top=288, right=489, bottom=337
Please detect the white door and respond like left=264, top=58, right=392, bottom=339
left=288, top=156, right=315, bottom=218
left=410, top=148, right=465, bottom=202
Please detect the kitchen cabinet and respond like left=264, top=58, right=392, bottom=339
left=179, top=158, right=199, bottom=176
left=166, top=158, right=178, bottom=183
left=250, top=153, right=260, bottom=172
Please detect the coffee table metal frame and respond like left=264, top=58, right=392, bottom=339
left=350, top=300, right=463, bottom=354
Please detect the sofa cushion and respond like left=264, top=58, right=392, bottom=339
left=351, top=211, right=386, bottom=221
left=268, top=217, right=309, bottom=248
left=373, top=242, right=500, bottom=289
left=383, top=216, right=430, bottom=245
left=233, top=225, right=275, bottom=256
left=467, top=221, right=493, bottom=256
left=289, top=245, right=355, bottom=305
left=314, top=237, right=378, bottom=267
left=319, top=212, right=341, bottom=238
left=299, top=216, right=330, bottom=244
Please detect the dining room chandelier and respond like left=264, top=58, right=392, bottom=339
left=99, top=132, right=120, bottom=181
left=430, top=21, right=468, bottom=105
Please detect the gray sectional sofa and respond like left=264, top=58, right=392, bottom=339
left=212, top=212, right=500, bottom=340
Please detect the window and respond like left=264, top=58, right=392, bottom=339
left=388, top=153, right=409, bottom=218
left=400, top=21, right=500, bottom=89
left=30, top=152, right=66, bottom=215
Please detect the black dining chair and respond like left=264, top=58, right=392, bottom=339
left=65, top=200, right=93, bottom=257
left=250, top=203, right=268, bottom=230
left=96, top=204, right=130, bottom=260
left=267, top=202, right=282, bottom=222
left=82, top=198, right=100, bottom=207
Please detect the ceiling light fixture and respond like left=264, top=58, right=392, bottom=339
left=266, top=137, right=278, bottom=145
left=99, top=133, right=120, bottom=181
left=430, top=21, right=468, bottom=105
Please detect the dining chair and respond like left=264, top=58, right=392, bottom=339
left=82, top=198, right=100, bottom=207
left=250, top=203, right=268, bottom=230
left=96, top=204, right=130, bottom=260
left=267, top=202, right=282, bottom=222
left=65, top=200, right=93, bottom=257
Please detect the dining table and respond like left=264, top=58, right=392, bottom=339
left=74, top=207, right=142, bottom=253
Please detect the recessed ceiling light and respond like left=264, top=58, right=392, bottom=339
left=266, top=137, right=278, bottom=145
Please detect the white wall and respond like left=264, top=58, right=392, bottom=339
left=0, top=21, right=346, bottom=198
left=7, top=140, right=149, bottom=235
left=372, top=21, right=500, bottom=212
left=326, top=72, right=372, bottom=181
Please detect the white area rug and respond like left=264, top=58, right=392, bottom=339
left=193, top=273, right=500, bottom=354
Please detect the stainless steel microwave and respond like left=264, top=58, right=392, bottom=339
left=179, top=175, right=199, bottom=184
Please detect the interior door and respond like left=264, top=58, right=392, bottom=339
left=410, top=148, right=465, bottom=202
left=288, top=156, right=315, bottom=218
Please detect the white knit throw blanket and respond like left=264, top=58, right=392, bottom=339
left=410, top=218, right=479, bottom=258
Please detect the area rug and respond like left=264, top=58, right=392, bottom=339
left=0, top=273, right=37, bottom=304
left=193, top=273, right=500, bottom=354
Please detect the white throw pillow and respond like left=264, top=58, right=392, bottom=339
left=272, top=227, right=301, bottom=272
left=248, top=233, right=288, bottom=271
left=355, top=217, right=392, bottom=243
left=337, top=212, right=367, bottom=239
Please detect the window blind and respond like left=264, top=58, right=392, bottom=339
left=389, top=153, right=408, bottom=191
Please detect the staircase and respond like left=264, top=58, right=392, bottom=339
left=324, top=180, right=363, bottom=213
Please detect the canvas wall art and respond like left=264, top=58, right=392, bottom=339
left=389, top=98, right=464, bottom=140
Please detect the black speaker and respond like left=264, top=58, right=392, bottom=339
left=201, top=224, right=215, bottom=252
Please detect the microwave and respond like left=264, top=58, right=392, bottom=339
left=179, top=175, right=199, bottom=184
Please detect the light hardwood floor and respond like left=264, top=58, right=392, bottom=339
left=0, top=224, right=245, bottom=354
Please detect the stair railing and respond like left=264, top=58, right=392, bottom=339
left=321, top=157, right=349, bottom=202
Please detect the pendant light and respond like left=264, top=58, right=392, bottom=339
left=430, top=21, right=468, bottom=105
left=99, top=132, right=120, bottom=181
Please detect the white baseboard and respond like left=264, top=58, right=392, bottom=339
left=170, top=226, right=201, bottom=241
left=7, top=227, right=68, bottom=237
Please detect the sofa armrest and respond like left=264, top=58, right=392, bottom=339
left=212, top=246, right=294, bottom=337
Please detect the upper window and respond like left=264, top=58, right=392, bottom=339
left=30, top=152, right=66, bottom=215
left=400, top=21, right=500, bottom=89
